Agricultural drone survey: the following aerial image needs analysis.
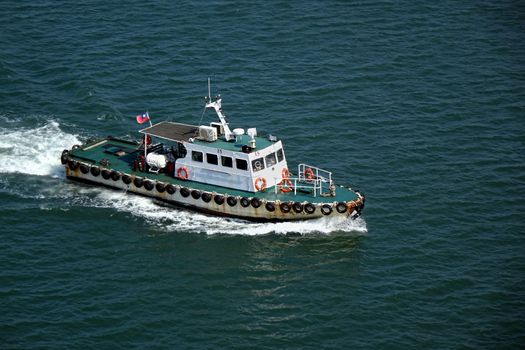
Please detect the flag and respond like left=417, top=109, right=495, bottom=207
left=136, top=112, right=150, bottom=124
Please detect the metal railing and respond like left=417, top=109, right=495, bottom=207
left=274, top=164, right=333, bottom=197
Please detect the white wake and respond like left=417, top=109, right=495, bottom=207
left=92, top=191, right=368, bottom=236
left=0, top=120, right=80, bottom=177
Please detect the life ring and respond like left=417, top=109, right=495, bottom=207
left=255, top=177, right=267, bottom=191
left=282, top=168, right=290, bottom=179
left=304, top=167, right=315, bottom=182
left=304, top=203, right=316, bottom=214
left=279, top=178, right=294, bottom=193
left=265, top=201, right=276, bottom=212
left=251, top=197, right=261, bottom=208
left=321, top=204, right=332, bottom=215
left=177, top=166, right=189, bottom=180
left=72, top=144, right=80, bottom=150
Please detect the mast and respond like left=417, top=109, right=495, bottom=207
left=205, top=78, right=234, bottom=141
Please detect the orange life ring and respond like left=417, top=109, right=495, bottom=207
left=279, top=178, right=294, bottom=193
left=255, top=177, right=267, bottom=191
left=282, top=168, right=290, bottom=179
left=304, top=167, right=315, bottom=181
left=177, top=166, right=189, bottom=180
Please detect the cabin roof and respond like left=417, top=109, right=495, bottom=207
left=140, top=121, right=278, bottom=152
left=140, top=122, right=198, bottom=142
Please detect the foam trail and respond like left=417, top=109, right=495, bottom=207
left=0, top=120, right=80, bottom=177
left=94, top=191, right=368, bottom=236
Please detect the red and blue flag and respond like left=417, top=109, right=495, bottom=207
left=136, top=112, right=150, bottom=124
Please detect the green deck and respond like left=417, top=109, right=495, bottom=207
left=68, top=138, right=360, bottom=203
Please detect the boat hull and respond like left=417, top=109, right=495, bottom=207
left=64, top=161, right=364, bottom=222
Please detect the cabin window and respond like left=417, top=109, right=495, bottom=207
left=236, top=159, right=248, bottom=171
left=192, top=151, right=203, bottom=162
left=221, top=156, right=233, bottom=168
left=252, top=157, right=265, bottom=172
left=265, top=152, right=277, bottom=167
left=207, top=153, right=218, bottom=165
left=277, top=148, right=284, bottom=162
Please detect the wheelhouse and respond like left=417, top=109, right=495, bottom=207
left=139, top=98, right=289, bottom=193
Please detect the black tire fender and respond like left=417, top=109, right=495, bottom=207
left=280, top=202, right=291, bottom=213
left=101, top=169, right=111, bottom=179
left=180, top=187, right=190, bottom=197
left=191, top=190, right=201, bottom=199
left=90, top=166, right=100, bottom=177
left=201, top=192, right=212, bottom=203
left=61, top=150, right=69, bottom=164
left=321, top=204, right=332, bottom=215
left=110, top=171, right=120, bottom=181
left=251, top=197, right=261, bottom=208
left=134, top=177, right=144, bottom=188
left=227, top=196, right=237, bottom=207
left=293, top=202, right=303, bottom=213
left=240, top=197, right=250, bottom=208
left=156, top=182, right=166, bottom=193
left=336, top=202, right=347, bottom=214
left=68, top=160, right=79, bottom=170
left=304, top=203, right=316, bottom=214
left=265, top=201, right=276, bottom=212
left=122, top=175, right=132, bottom=185
left=79, top=163, right=89, bottom=174
left=214, top=194, right=225, bottom=205
left=166, top=184, right=176, bottom=195
left=144, top=180, right=154, bottom=191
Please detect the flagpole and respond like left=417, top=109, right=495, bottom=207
left=148, top=111, right=152, bottom=127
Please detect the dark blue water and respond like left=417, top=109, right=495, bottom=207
left=1, top=1, right=524, bottom=348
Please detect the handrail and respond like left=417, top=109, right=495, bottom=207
left=297, top=164, right=333, bottom=196
left=274, top=176, right=322, bottom=197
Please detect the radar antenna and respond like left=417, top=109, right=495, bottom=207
left=205, top=78, right=234, bottom=141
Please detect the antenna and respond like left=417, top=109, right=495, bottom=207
left=208, top=77, right=211, bottom=101
left=205, top=78, right=234, bottom=141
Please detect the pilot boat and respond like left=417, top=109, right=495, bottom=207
left=61, top=82, right=365, bottom=221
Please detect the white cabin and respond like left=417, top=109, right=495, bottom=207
left=139, top=95, right=289, bottom=193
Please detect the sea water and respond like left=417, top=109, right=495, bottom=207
left=1, top=1, right=524, bottom=349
